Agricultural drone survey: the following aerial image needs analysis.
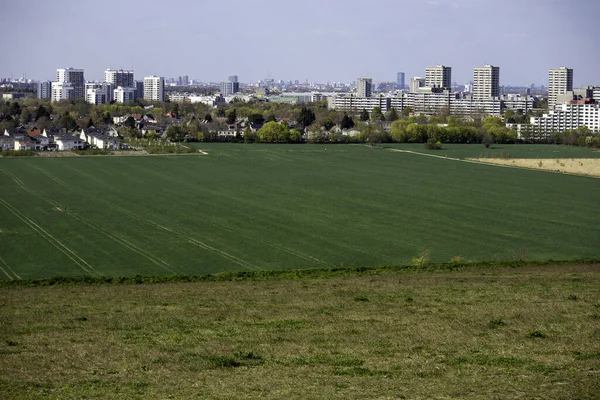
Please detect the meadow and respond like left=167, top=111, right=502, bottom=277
left=1, top=263, right=599, bottom=399
left=0, top=143, right=599, bottom=280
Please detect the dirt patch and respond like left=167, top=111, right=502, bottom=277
left=468, top=158, right=600, bottom=177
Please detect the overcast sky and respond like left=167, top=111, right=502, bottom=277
left=1, top=0, right=598, bottom=86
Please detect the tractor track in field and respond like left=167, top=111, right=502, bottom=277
left=0, top=256, right=20, bottom=280
left=2, top=166, right=179, bottom=275
left=26, top=164, right=258, bottom=271
left=0, top=197, right=98, bottom=277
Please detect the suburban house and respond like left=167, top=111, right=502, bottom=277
left=79, top=128, right=120, bottom=149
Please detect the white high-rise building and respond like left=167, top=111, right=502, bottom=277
left=143, top=76, right=164, bottom=102
left=548, top=67, right=573, bottom=109
left=410, top=77, right=426, bottom=93
left=425, top=65, right=451, bottom=90
left=51, top=82, right=75, bottom=102
left=105, top=69, right=134, bottom=88
left=356, top=77, right=372, bottom=97
left=473, top=65, right=500, bottom=99
left=114, top=86, right=136, bottom=103
left=56, top=68, right=84, bottom=99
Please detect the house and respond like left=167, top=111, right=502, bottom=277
left=54, top=133, right=84, bottom=150
left=80, top=128, right=121, bottom=149
left=27, top=129, right=51, bottom=150
left=141, top=125, right=166, bottom=137
left=0, top=134, right=14, bottom=150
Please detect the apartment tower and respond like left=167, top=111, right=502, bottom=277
left=473, top=65, right=500, bottom=99
left=143, top=76, right=164, bottom=102
left=356, top=77, right=372, bottom=97
left=425, top=65, right=451, bottom=90
left=56, top=68, right=84, bottom=99
left=548, top=67, right=573, bottom=109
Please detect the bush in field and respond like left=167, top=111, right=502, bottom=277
left=412, top=249, right=430, bottom=268
left=425, top=139, right=443, bottom=150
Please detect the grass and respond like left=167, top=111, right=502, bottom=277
left=0, top=143, right=599, bottom=280
left=1, top=263, right=598, bottom=399
left=383, top=142, right=600, bottom=159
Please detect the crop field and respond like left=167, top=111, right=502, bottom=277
left=384, top=142, right=600, bottom=159
left=1, top=264, right=599, bottom=399
left=1, top=144, right=599, bottom=280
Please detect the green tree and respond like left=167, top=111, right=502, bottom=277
left=226, top=108, right=237, bottom=124
left=386, top=107, right=399, bottom=122
left=35, top=104, right=51, bottom=121
left=124, top=116, right=136, bottom=129
left=58, top=114, right=78, bottom=131
left=204, top=113, right=213, bottom=123
left=84, top=118, right=94, bottom=129
left=256, top=121, right=290, bottom=143
left=361, top=124, right=383, bottom=147
left=20, top=108, right=32, bottom=125
left=248, top=113, right=265, bottom=125
left=340, top=114, right=354, bottom=130
left=401, top=106, right=412, bottom=118
left=9, top=102, right=21, bottom=117
left=359, top=109, right=370, bottom=121
left=297, top=107, right=316, bottom=129
left=371, top=107, right=385, bottom=121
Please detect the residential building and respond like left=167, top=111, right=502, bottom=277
left=530, top=101, right=600, bottom=137
left=114, top=86, right=136, bottom=103
left=56, top=68, right=84, bottom=99
left=327, top=94, right=391, bottom=114
left=410, top=77, right=426, bottom=93
left=356, top=77, right=372, bottom=98
left=425, top=65, right=451, bottom=90
left=134, top=80, right=144, bottom=100
left=143, top=76, right=164, bottom=102
left=51, top=82, right=75, bottom=102
left=396, top=72, right=405, bottom=89
left=473, top=65, right=500, bottom=99
left=104, top=69, right=134, bottom=88
left=86, top=87, right=107, bottom=105
left=548, top=67, right=573, bottom=109
left=220, top=76, right=240, bottom=96
left=37, top=81, right=52, bottom=99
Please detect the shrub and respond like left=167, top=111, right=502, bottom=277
left=527, top=330, right=546, bottom=339
left=1, top=150, right=36, bottom=157
left=488, top=318, right=506, bottom=328
left=425, top=139, right=443, bottom=150
left=412, top=249, right=430, bottom=268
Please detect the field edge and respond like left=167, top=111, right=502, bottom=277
left=2, top=258, right=598, bottom=288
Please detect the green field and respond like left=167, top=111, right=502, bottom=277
left=1, top=144, right=599, bottom=280
left=383, top=142, right=600, bottom=159
left=1, top=264, right=599, bottom=399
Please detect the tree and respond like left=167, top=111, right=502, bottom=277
left=20, top=108, right=32, bottom=125
left=58, top=114, right=78, bottom=131
left=35, top=105, right=51, bottom=121
left=166, top=125, right=186, bottom=141
left=84, top=118, right=94, bottom=129
left=371, top=107, right=385, bottom=121
left=386, top=107, right=399, bottom=122
left=401, top=106, right=412, bottom=118
left=124, top=116, right=136, bottom=129
left=340, top=114, right=354, bottom=130
left=361, top=124, right=383, bottom=147
left=248, top=112, right=265, bottom=125
left=256, top=121, right=290, bottom=143
left=359, top=109, right=370, bottom=121
left=226, top=108, right=237, bottom=125
left=9, top=102, right=21, bottom=117
left=321, top=117, right=335, bottom=131
left=204, top=113, right=213, bottom=123
left=297, top=107, right=316, bottom=129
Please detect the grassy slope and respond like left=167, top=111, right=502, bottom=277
left=383, top=143, right=600, bottom=159
left=0, top=144, right=599, bottom=280
left=1, top=264, right=599, bottom=399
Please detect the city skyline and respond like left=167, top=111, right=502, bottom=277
left=1, top=0, right=599, bottom=86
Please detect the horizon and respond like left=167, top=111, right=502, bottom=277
left=1, top=0, right=598, bottom=87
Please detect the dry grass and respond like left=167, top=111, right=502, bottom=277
left=469, top=157, right=600, bottom=177
left=1, top=264, right=599, bottom=399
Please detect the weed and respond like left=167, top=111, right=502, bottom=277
left=6, top=340, right=17, bottom=346
left=354, top=296, right=369, bottom=302
left=207, top=356, right=241, bottom=368
left=412, top=249, right=430, bottom=268
left=573, top=351, right=600, bottom=360
left=515, top=248, right=528, bottom=261
left=527, top=330, right=546, bottom=339
left=450, top=256, right=465, bottom=264
left=488, top=318, right=506, bottom=328
left=567, top=294, right=579, bottom=301
left=405, top=297, right=414, bottom=303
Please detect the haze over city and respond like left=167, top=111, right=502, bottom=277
left=1, top=0, right=599, bottom=86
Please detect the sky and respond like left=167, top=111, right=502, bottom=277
left=1, top=0, right=598, bottom=86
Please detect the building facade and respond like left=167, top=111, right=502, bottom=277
left=425, top=65, right=451, bottom=90
left=113, top=86, right=136, bottom=103
left=530, top=101, right=600, bottom=136
left=105, top=69, right=134, bottom=88
left=473, top=65, right=500, bottom=99
left=56, top=68, right=84, bottom=99
left=396, top=72, right=405, bottom=89
left=220, top=76, right=240, bottom=96
left=51, top=82, right=75, bottom=102
left=410, top=77, right=426, bottom=93
left=548, top=67, right=573, bottom=109
left=143, top=76, right=164, bottom=102
left=356, top=77, right=372, bottom=98
left=37, top=81, right=52, bottom=99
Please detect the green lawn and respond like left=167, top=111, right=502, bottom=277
left=0, top=144, right=599, bottom=280
left=383, top=142, right=600, bottom=159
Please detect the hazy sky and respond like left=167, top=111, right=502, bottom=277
left=1, top=0, right=598, bottom=86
